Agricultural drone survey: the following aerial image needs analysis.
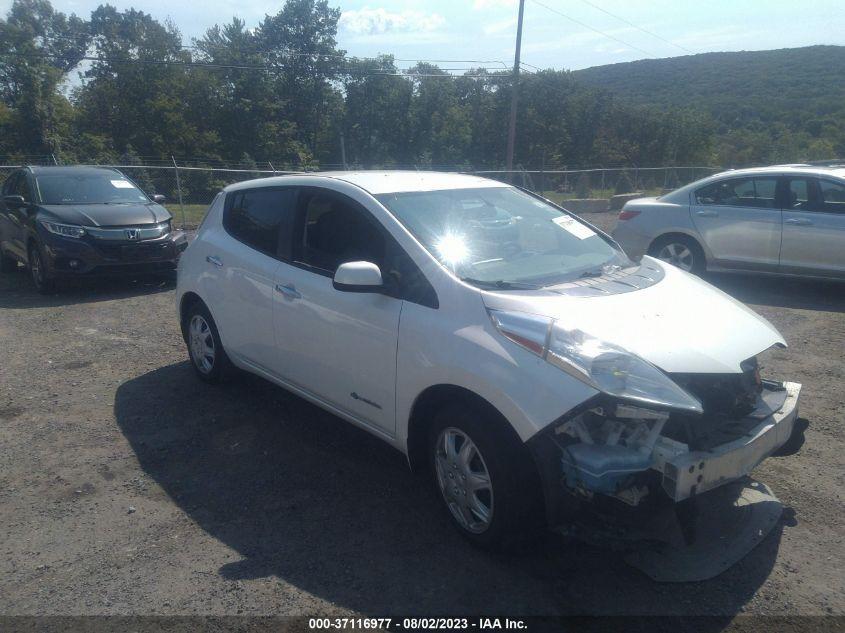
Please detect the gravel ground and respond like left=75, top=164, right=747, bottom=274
left=1, top=212, right=843, bottom=620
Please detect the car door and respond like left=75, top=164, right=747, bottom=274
left=780, top=176, right=845, bottom=278
left=203, top=186, right=297, bottom=372
left=690, top=176, right=782, bottom=271
left=1, top=171, right=34, bottom=260
left=272, top=187, right=403, bottom=435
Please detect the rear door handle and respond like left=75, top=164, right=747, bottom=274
left=206, top=255, right=223, bottom=267
left=275, top=283, right=302, bottom=300
left=785, top=218, right=813, bottom=226
left=696, top=210, right=719, bottom=218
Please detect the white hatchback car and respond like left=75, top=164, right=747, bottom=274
left=177, top=172, right=801, bottom=549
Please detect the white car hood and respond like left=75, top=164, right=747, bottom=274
left=481, top=258, right=786, bottom=374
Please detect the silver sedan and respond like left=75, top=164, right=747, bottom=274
left=610, top=165, right=845, bottom=279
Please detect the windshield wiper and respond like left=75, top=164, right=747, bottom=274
left=578, top=269, right=604, bottom=279
left=459, top=277, right=543, bottom=290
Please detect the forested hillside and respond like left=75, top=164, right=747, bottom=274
left=0, top=0, right=840, bottom=170
left=576, top=46, right=845, bottom=165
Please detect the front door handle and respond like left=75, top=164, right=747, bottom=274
left=696, top=210, right=719, bottom=218
left=785, top=218, right=813, bottom=226
left=275, top=283, right=302, bottom=300
left=206, top=255, right=223, bottom=267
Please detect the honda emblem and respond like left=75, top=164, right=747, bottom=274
left=125, top=229, right=140, bottom=240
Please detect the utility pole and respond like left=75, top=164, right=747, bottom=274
left=506, top=0, right=526, bottom=174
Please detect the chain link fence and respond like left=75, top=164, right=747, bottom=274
left=0, top=162, right=722, bottom=228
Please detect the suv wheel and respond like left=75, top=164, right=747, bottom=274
left=28, top=243, right=56, bottom=294
left=0, top=249, right=18, bottom=273
left=649, top=235, right=705, bottom=275
left=185, top=302, right=232, bottom=383
left=429, top=402, right=543, bottom=550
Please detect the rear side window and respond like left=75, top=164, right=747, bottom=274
left=223, top=188, right=297, bottom=257
left=695, top=177, right=778, bottom=209
left=818, top=179, right=845, bottom=214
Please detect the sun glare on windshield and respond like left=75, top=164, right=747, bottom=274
left=435, top=232, right=471, bottom=266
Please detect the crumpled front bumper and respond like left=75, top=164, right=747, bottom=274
left=655, top=381, right=801, bottom=502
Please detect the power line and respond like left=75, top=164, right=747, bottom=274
left=5, top=51, right=512, bottom=79
left=574, top=0, right=694, bottom=54
left=528, top=0, right=656, bottom=58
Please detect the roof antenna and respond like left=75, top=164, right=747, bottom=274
left=51, top=153, right=59, bottom=165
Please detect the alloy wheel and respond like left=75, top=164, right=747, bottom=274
left=189, top=314, right=216, bottom=374
left=656, top=242, right=695, bottom=272
left=434, top=427, right=494, bottom=534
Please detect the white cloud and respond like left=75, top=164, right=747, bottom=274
left=340, top=7, right=446, bottom=36
left=482, top=17, right=516, bottom=36
left=472, top=0, right=517, bottom=8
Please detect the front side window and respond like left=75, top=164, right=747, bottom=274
left=2, top=172, right=21, bottom=197
left=13, top=173, right=33, bottom=201
left=695, top=177, right=778, bottom=209
left=377, top=187, right=628, bottom=288
left=297, top=191, right=385, bottom=273
left=787, top=178, right=811, bottom=209
left=224, top=187, right=296, bottom=257
left=36, top=172, right=149, bottom=205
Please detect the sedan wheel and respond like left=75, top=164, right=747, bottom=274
left=188, top=314, right=216, bottom=374
left=434, top=427, right=494, bottom=534
left=656, top=241, right=696, bottom=272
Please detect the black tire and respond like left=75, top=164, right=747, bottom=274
left=649, top=234, right=706, bottom=275
left=183, top=301, right=233, bottom=384
left=428, top=402, right=543, bottom=551
left=28, top=242, right=56, bottom=294
left=0, top=249, right=18, bottom=273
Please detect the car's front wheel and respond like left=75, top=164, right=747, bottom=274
left=184, top=302, right=232, bottom=383
left=429, top=402, right=543, bottom=550
left=28, top=243, right=56, bottom=294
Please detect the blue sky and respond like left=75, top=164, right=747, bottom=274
left=6, top=0, right=845, bottom=71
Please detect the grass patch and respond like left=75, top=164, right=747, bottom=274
left=165, top=204, right=209, bottom=227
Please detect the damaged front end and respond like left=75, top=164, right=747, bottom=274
left=528, top=356, right=801, bottom=580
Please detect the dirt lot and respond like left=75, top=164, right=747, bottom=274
left=1, top=212, right=844, bottom=621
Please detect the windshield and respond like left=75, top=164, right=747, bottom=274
left=36, top=173, right=150, bottom=205
left=377, top=186, right=629, bottom=288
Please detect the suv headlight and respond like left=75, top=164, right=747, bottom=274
left=40, top=221, right=86, bottom=238
left=488, top=309, right=703, bottom=414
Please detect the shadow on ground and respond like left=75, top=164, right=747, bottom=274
left=704, top=273, right=844, bottom=313
left=114, top=362, right=791, bottom=618
left=0, top=266, right=174, bottom=309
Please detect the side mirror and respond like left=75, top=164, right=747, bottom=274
left=151, top=194, right=166, bottom=203
left=333, top=261, right=383, bottom=293
left=3, top=194, right=26, bottom=209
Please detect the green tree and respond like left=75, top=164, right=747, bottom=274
left=0, top=0, right=89, bottom=157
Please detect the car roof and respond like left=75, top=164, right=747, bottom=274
left=224, top=170, right=511, bottom=195
left=25, top=165, right=124, bottom=177
left=658, top=164, right=845, bottom=203
left=707, top=164, right=845, bottom=180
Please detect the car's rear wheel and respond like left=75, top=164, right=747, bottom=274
left=428, top=402, right=543, bottom=550
left=28, top=243, right=56, bottom=294
left=184, top=302, right=232, bottom=383
left=649, top=235, right=705, bottom=275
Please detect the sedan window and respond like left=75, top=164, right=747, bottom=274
left=695, top=177, right=778, bottom=209
left=819, top=180, right=845, bottom=214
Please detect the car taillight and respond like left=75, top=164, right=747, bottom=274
left=618, top=210, right=641, bottom=221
